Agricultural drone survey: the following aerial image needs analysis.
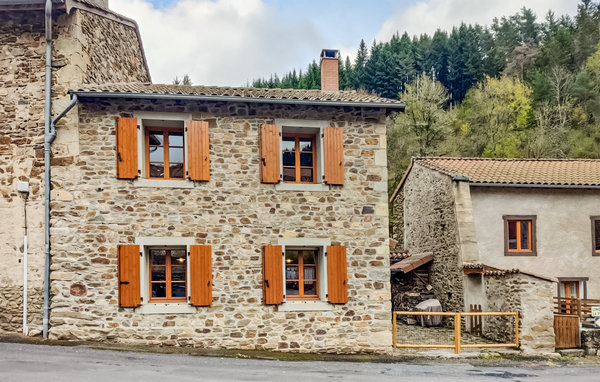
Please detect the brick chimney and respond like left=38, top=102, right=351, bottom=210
left=320, top=49, right=340, bottom=92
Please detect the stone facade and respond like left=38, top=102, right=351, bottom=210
left=482, top=273, right=555, bottom=354
left=401, top=163, right=464, bottom=312
left=582, top=329, right=600, bottom=356
left=46, top=98, right=392, bottom=353
left=0, top=7, right=149, bottom=335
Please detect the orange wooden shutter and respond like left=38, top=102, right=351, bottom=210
left=323, top=127, right=344, bottom=185
left=190, top=245, right=212, bottom=306
left=187, top=121, right=210, bottom=181
left=260, top=124, right=280, bottom=183
left=117, top=244, right=141, bottom=308
left=263, top=245, right=283, bottom=304
left=327, top=245, right=348, bottom=303
left=116, top=117, right=138, bottom=179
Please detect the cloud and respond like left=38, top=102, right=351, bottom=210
left=111, top=0, right=324, bottom=86
left=377, top=0, right=580, bottom=41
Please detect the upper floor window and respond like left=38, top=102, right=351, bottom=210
left=282, top=133, right=316, bottom=184
left=145, top=128, right=185, bottom=180
left=592, top=216, right=600, bottom=256
left=503, top=215, right=536, bottom=256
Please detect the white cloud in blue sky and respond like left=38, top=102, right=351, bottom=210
left=111, top=0, right=580, bottom=86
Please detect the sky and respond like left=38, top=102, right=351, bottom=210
left=110, top=0, right=581, bottom=87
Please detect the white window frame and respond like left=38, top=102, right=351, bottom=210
left=274, top=119, right=331, bottom=192
left=134, top=236, right=197, bottom=314
left=132, top=111, right=195, bottom=189
left=277, top=237, right=333, bottom=311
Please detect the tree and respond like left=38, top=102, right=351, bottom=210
left=173, top=74, right=192, bottom=85
left=458, top=76, right=533, bottom=157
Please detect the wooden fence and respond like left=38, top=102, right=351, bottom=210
left=393, top=311, right=519, bottom=354
left=553, top=297, right=600, bottom=327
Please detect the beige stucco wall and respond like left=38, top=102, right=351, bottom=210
left=470, top=186, right=600, bottom=299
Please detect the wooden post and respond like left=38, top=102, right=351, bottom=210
left=454, top=313, right=461, bottom=354
left=514, top=312, right=519, bottom=347
left=392, top=312, right=397, bottom=348
left=577, top=298, right=582, bottom=320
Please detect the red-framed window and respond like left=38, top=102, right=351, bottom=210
left=285, top=248, right=319, bottom=300
left=145, top=127, right=185, bottom=179
left=149, top=248, right=187, bottom=302
left=282, top=133, right=316, bottom=184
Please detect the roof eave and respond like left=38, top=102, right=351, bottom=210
left=469, top=182, right=600, bottom=190
left=70, top=90, right=406, bottom=110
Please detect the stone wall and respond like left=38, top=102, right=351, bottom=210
left=390, top=189, right=403, bottom=246
left=0, top=287, right=44, bottom=335
left=0, top=8, right=149, bottom=335
left=401, top=163, right=464, bottom=312
left=484, top=273, right=555, bottom=354
left=582, top=329, right=600, bottom=355
left=47, top=99, right=392, bottom=353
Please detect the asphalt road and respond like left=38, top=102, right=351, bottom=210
left=0, top=342, right=599, bottom=382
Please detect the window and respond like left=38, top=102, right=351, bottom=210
left=145, top=128, right=185, bottom=180
left=282, top=134, right=316, bottom=184
left=148, top=248, right=187, bottom=302
left=503, top=215, right=536, bottom=256
left=592, top=217, right=600, bottom=256
left=285, top=247, right=319, bottom=299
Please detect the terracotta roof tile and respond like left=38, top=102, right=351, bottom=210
left=416, top=157, right=600, bottom=187
left=71, top=83, right=405, bottom=108
left=390, top=251, right=411, bottom=260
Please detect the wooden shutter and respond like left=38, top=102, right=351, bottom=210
left=187, top=121, right=210, bottom=181
left=327, top=245, right=348, bottom=303
left=260, top=124, right=280, bottom=183
left=118, top=244, right=141, bottom=308
left=116, top=117, right=138, bottom=179
left=263, top=245, right=283, bottom=305
left=190, top=245, right=212, bottom=306
left=323, top=127, right=344, bottom=185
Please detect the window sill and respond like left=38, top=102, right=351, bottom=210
left=133, top=178, right=195, bottom=189
left=504, top=251, right=536, bottom=256
left=134, top=303, right=197, bottom=315
left=278, top=300, right=333, bottom=311
left=275, top=183, right=330, bottom=192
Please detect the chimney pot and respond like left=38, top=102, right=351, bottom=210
left=320, top=49, right=340, bottom=92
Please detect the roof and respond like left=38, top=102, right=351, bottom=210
left=463, top=263, right=557, bottom=282
left=390, top=251, right=411, bottom=261
left=391, top=253, right=433, bottom=273
left=390, top=157, right=600, bottom=201
left=70, top=83, right=406, bottom=110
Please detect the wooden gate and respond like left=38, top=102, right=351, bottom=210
left=554, top=314, right=580, bottom=349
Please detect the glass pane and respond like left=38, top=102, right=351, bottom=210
left=286, top=266, right=299, bottom=280
left=520, top=221, right=529, bottom=250
left=299, top=138, right=312, bottom=152
left=169, top=131, right=184, bottom=147
left=282, top=137, right=295, bottom=151
left=304, top=281, right=317, bottom=296
left=171, top=266, right=186, bottom=281
left=283, top=167, right=295, bottom=182
left=300, top=153, right=312, bottom=167
left=169, top=163, right=184, bottom=179
left=149, top=146, right=164, bottom=162
left=151, top=266, right=166, bottom=281
left=508, top=221, right=517, bottom=250
left=172, top=283, right=186, bottom=298
left=151, top=250, right=166, bottom=265
left=148, top=131, right=163, bottom=146
left=300, top=168, right=313, bottom=182
left=304, top=266, right=316, bottom=280
left=285, top=250, right=299, bottom=264
left=302, top=250, right=316, bottom=264
left=169, top=147, right=184, bottom=163
left=149, top=163, right=164, bottom=178
left=283, top=152, right=295, bottom=166
left=152, top=283, right=166, bottom=298
left=286, top=281, right=299, bottom=295
left=171, top=250, right=186, bottom=263
left=595, top=221, right=600, bottom=250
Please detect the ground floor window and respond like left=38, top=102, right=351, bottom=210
left=149, top=248, right=187, bottom=302
left=285, top=247, right=319, bottom=299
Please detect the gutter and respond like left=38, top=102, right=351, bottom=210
left=70, top=91, right=406, bottom=111
left=468, top=182, right=600, bottom=190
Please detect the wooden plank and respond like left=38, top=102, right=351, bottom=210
left=327, top=245, right=348, bottom=303
left=187, top=121, right=210, bottom=181
left=116, top=117, right=138, bottom=179
left=554, top=315, right=580, bottom=349
left=117, top=244, right=140, bottom=308
left=190, top=245, right=212, bottom=306
left=263, top=245, right=283, bottom=304
left=323, top=127, right=344, bottom=185
left=259, top=124, right=280, bottom=183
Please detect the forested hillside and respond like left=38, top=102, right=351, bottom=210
left=252, top=0, right=600, bottom=193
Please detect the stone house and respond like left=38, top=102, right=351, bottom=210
left=1, top=0, right=405, bottom=353
left=390, top=157, right=600, bottom=353
left=1, top=0, right=150, bottom=336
